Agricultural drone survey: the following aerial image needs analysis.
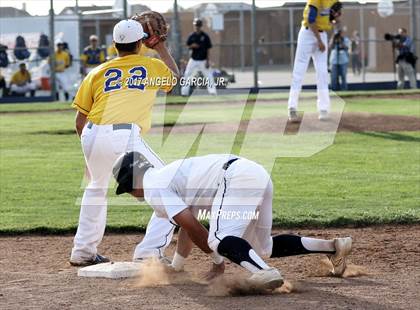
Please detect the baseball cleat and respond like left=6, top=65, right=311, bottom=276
left=69, top=254, right=110, bottom=267
left=318, top=110, right=330, bottom=121
left=248, top=267, right=284, bottom=290
left=133, top=256, right=172, bottom=265
left=328, top=237, right=352, bottom=276
left=288, top=108, right=300, bottom=123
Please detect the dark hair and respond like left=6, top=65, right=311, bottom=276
left=115, top=40, right=140, bottom=53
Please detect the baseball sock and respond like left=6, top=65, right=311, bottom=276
left=270, top=234, right=335, bottom=258
left=217, top=236, right=270, bottom=273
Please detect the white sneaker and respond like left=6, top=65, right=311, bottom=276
left=318, top=110, right=330, bottom=121
left=288, top=108, right=299, bottom=123
left=328, top=237, right=352, bottom=276
left=248, top=267, right=284, bottom=290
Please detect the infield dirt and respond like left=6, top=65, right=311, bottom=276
left=1, top=225, right=419, bottom=309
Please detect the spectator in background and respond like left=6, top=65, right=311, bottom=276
left=181, top=18, right=216, bottom=96
left=0, top=70, right=6, bottom=97
left=329, top=29, right=350, bottom=91
left=14, top=35, right=31, bottom=61
left=106, top=43, right=118, bottom=60
left=395, top=28, right=417, bottom=89
left=81, top=35, right=105, bottom=75
left=350, top=30, right=362, bottom=75
left=54, top=41, right=71, bottom=101
left=10, top=63, right=36, bottom=97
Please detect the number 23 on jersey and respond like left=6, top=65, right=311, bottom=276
left=104, top=66, right=148, bottom=93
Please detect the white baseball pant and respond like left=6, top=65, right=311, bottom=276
left=181, top=59, right=217, bottom=96
left=288, top=27, right=330, bottom=112
left=10, top=82, right=36, bottom=94
left=207, top=159, right=273, bottom=258
left=71, top=122, right=176, bottom=262
left=56, top=71, right=72, bottom=93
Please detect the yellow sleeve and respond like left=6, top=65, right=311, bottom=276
left=100, top=50, right=105, bottom=63
left=10, top=73, right=18, bottom=84
left=80, top=52, right=87, bottom=63
left=307, top=0, right=321, bottom=9
left=72, top=74, right=94, bottom=115
left=152, top=58, right=174, bottom=93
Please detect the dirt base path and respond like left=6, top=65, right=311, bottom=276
left=149, top=113, right=420, bottom=135
left=1, top=225, right=419, bottom=309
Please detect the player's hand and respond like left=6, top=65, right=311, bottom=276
left=203, top=261, right=225, bottom=281
left=153, top=41, right=167, bottom=53
left=190, top=43, right=200, bottom=49
left=318, top=40, right=326, bottom=52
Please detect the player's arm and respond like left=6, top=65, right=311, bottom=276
left=75, top=111, right=87, bottom=137
left=176, top=227, right=194, bottom=258
left=205, top=35, right=212, bottom=69
left=72, top=75, right=93, bottom=136
left=307, top=5, right=326, bottom=52
left=153, top=42, right=180, bottom=78
left=187, top=35, right=199, bottom=49
left=173, top=209, right=212, bottom=254
left=170, top=227, right=193, bottom=271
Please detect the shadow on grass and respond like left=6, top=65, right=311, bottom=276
left=354, top=131, right=420, bottom=143
left=32, top=129, right=75, bottom=135
left=1, top=216, right=419, bottom=235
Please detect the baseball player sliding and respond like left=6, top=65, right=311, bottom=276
left=288, top=0, right=342, bottom=122
left=70, top=15, right=180, bottom=266
left=113, top=152, right=352, bottom=289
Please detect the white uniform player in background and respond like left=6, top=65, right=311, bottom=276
left=69, top=20, right=180, bottom=266
left=54, top=40, right=73, bottom=101
left=113, top=152, right=352, bottom=289
left=288, top=0, right=342, bottom=122
left=181, top=18, right=217, bottom=96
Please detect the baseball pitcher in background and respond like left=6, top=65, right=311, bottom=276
left=70, top=17, right=180, bottom=266
left=288, top=0, right=342, bottom=122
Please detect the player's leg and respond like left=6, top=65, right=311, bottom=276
left=181, top=59, right=198, bottom=96
left=270, top=234, right=352, bottom=276
left=71, top=125, right=127, bottom=264
left=208, top=160, right=283, bottom=289
left=199, top=61, right=217, bottom=95
left=341, top=63, right=348, bottom=91
left=396, top=63, right=405, bottom=89
left=312, top=32, right=330, bottom=119
left=330, top=64, right=338, bottom=91
left=28, top=81, right=36, bottom=97
left=288, top=28, right=314, bottom=119
left=129, top=125, right=176, bottom=260
left=402, top=61, right=417, bottom=89
left=133, top=214, right=177, bottom=261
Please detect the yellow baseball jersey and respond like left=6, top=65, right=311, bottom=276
left=302, top=0, right=337, bottom=31
left=11, top=70, right=31, bottom=85
left=55, top=51, right=70, bottom=72
left=72, top=54, right=174, bottom=133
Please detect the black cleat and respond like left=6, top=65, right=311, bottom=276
left=69, top=254, right=111, bottom=267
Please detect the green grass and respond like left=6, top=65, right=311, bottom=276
left=0, top=95, right=419, bottom=233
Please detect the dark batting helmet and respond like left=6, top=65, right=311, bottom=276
left=112, top=151, right=154, bottom=195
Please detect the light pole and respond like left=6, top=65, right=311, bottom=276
left=251, top=0, right=258, bottom=92
left=49, top=0, right=56, bottom=100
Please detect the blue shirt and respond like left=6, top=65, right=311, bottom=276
left=329, top=37, right=350, bottom=65
left=399, top=36, right=414, bottom=55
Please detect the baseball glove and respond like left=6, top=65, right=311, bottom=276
left=330, top=2, right=343, bottom=23
left=132, top=11, right=169, bottom=49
